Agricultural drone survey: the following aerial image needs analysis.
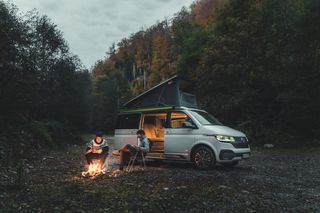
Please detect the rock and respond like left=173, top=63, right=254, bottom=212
left=218, top=185, right=231, bottom=189
left=264, top=144, right=274, bottom=148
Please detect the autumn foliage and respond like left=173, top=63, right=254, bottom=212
left=91, top=0, right=320, bottom=147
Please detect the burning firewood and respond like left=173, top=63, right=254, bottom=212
left=81, top=161, right=106, bottom=178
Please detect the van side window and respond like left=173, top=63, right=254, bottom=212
left=116, top=114, right=141, bottom=129
left=169, top=112, right=193, bottom=128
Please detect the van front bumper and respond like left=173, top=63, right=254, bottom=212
left=219, top=149, right=250, bottom=161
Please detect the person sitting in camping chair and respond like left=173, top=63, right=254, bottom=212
left=84, top=132, right=109, bottom=169
left=118, top=129, right=149, bottom=170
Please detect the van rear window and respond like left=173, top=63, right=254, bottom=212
left=116, top=114, right=141, bottom=129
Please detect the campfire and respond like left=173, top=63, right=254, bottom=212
left=81, top=157, right=123, bottom=178
left=82, top=161, right=106, bottom=178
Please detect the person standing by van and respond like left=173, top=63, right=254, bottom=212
left=84, top=132, right=109, bottom=168
left=119, top=129, right=149, bottom=170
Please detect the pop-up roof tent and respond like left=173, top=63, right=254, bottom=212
left=122, top=75, right=198, bottom=111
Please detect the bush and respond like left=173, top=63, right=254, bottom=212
left=29, top=121, right=55, bottom=148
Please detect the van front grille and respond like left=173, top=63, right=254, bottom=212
left=232, top=137, right=249, bottom=148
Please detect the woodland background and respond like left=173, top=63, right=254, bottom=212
left=1, top=0, right=320, bottom=165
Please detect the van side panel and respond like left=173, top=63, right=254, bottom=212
left=113, top=113, right=141, bottom=150
left=113, top=129, right=138, bottom=149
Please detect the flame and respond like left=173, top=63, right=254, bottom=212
left=81, top=157, right=125, bottom=178
left=82, top=162, right=106, bottom=177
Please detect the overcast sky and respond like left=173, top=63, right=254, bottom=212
left=12, top=0, right=195, bottom=69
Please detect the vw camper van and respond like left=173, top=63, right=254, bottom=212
left=113, top=76, right=250, bottom=169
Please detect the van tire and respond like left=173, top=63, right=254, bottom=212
left=192, top=146, right=216, bottom=170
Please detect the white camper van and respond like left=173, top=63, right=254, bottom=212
left=113, top=76, right=250, bottom=169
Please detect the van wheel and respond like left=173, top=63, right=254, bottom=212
left=192, top=146, right=215, bottom=170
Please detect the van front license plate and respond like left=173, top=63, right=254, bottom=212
left=242, top=153, right=250, bottom=159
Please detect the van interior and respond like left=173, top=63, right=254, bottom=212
left=142, top=113, right=166, bottom=154
left=142, top=112, right=191, bottom=155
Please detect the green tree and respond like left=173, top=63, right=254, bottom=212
left=0, top=2, right=92, bottom=164
left=91, top=72, right=130, bottom=132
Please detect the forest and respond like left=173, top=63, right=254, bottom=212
left=91, top=0, right=320, bottom=148
left=0, top=2, right=91, bottom=163
left=1, top=0, right=320, bottom=165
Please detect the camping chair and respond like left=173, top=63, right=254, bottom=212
left=126, top=141, right=153, bottom=172
left=126, top=150, right=146, bottom=172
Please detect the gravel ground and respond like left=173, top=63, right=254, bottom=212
left=1, top=146, right=320, bottom=212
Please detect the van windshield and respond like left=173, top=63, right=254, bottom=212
left=190, top=110, right=222, bottom=125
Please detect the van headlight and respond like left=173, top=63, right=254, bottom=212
left=215, top=135, right=235, bottom=143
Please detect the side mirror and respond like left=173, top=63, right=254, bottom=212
left=183, top=121, right=196, bottom=129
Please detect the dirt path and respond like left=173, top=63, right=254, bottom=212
left=1, top=146, right=320, bottom=212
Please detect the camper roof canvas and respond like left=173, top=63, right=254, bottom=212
left=122, top=75, right=198, bottom=110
